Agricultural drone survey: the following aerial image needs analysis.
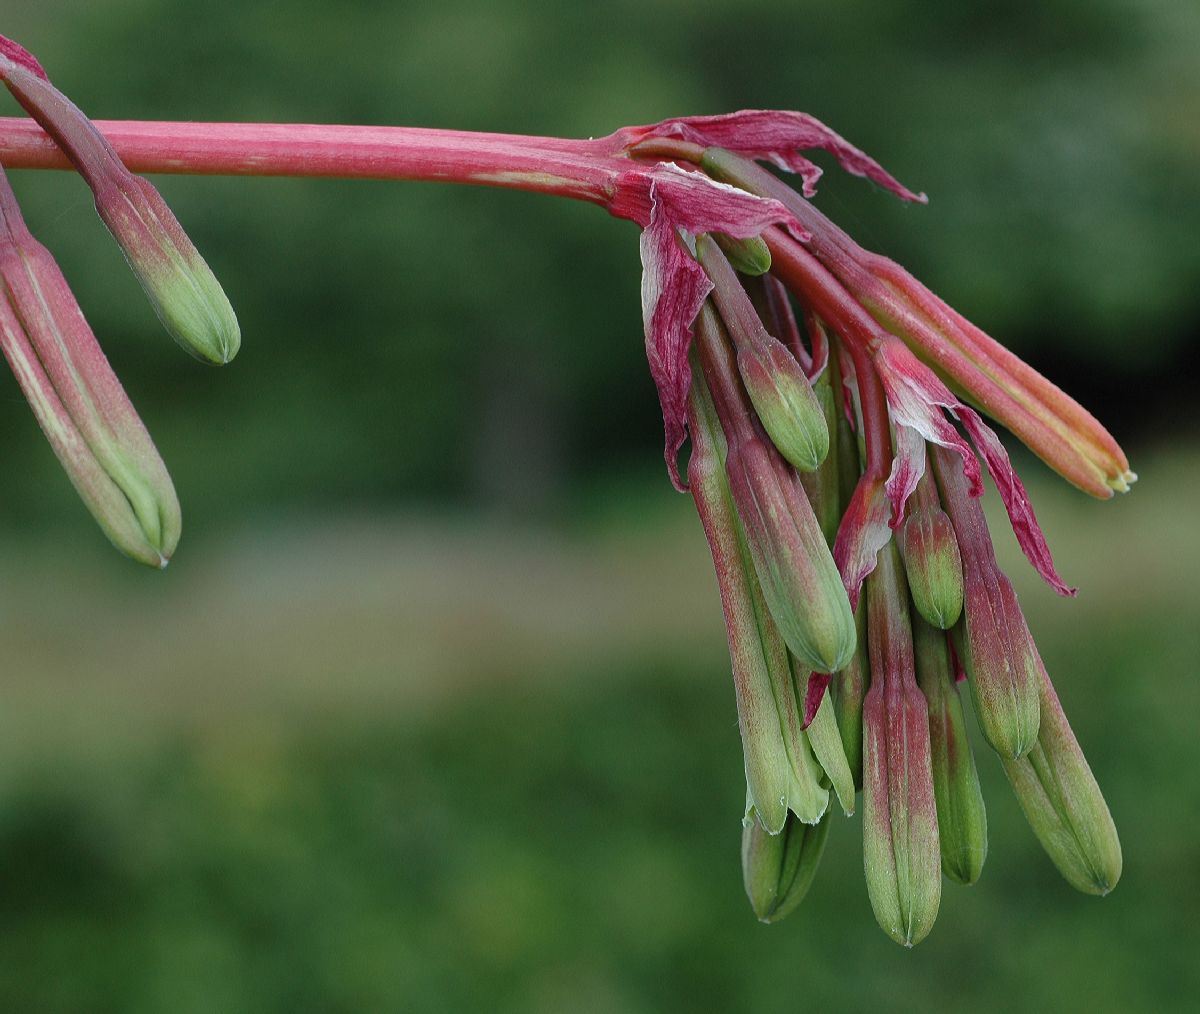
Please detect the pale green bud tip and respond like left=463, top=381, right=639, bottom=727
left=737, top=332, right=829, bottom=473
left=898, top=506, right=964, bottom=629
left=714, top=232, right=772, bottom=276
left=96, top=177, right=241, bottom=365
left=144, top=252, right=242, bottom=365
left=742, top=808, right=830, bottom=923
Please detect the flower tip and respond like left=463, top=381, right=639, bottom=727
left=1108, top=469, right=1137, bottom=494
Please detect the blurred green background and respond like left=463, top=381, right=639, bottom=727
left=1, top=1, right=1198, bottom=1011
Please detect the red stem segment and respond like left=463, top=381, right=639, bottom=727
left=0, top=116, right=631, bottom=203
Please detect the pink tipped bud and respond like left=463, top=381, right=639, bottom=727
left=932, top=446, right=1040, bottom=759
left=897, top=472, right=964, bottom=629
left=0, top=42, right=240, bottom=364
left=741, top=805, right=830, bottom=922
left=862, top=542, right=941, bottom=947
left=0, top=169, right=180, bottom=566
left=912, top=615, right=988, bottom=885
left=1002, top=657, right=1122, bottom=895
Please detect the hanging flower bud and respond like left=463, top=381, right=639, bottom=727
left=932, top=445, right=1040, bottom=759
left=742, top=805, right=831, bottom=923
left=898, top=471, right=964, bottom=629
left=0, top=39, right=240, bottom=364
left=696, top=234, right=829, bottom=473
left=693, top=305, right=855, bottom=674
left=0, top=167, right=180, bottom=566
left=687, top=362, right=828, bottom=832
left=862, top=542, right=941, bottom=947
left=912, top=614, right=988, bottom=885
left=1002, top=657, right=1122, bottom=895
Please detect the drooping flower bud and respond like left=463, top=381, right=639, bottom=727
left=862, top=541, right=941, bottom=947
left=0, top=40, right=240, bottom=364
left=912, top=613, right=987, bottom=885
left=898, top=471, right=964, bottom=629
left=693, top=303, right=855, bottom=675
left=742, top=804, right=831, bottom=923
left=0, top=167, right=180, bottom=566
left=1002, top=656, right=1122, bottom=895
left=932, top=445, right=1040, bottom=759
left=697, top=235, right=829, bottom=473
left=687, top=362, right=828, bottom=832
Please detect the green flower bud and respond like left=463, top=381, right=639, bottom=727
left=862, top=542, right=941, bottom=947
left=714, top=232, right=772, bottom=276
left=912, top=614, right=988, bottom=885
left=1002, top=657, right=1122, bottom=895
left=696, top=234, right=829, bottom=472
left=0, top=168, right=180, bottom=566
left=898, top=472, right=964, bottom=629
left=742, top=804, right=830, bottom=923
left=693, top=303, right=855, bottom=675
left=0, top=48, right=240, bottom=364
left=933, top=445, right=1040, bottom=759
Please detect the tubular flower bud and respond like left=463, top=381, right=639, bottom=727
left=0, top=41, right=240, bottom=364
left=697, top=234, right=829, bottom=473
left=862, top=542, right=941, bottom=947
left=912, top=614, right=988, bottom=885
left=688, top=366, right=828, bottom=832
left=1002, top=657, right=1122, bottom=895
left=742, top=805, right=831, bottom=923
left=932, top=445, right=1040, bottom=759
left=694, top=304, right=855, bottom=674
left=898, top=471, right=964, bottom=629
left=0, top=167, right=180, bottom=566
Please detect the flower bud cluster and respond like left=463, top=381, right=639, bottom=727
left=633, top=130, right=1127, bottom=943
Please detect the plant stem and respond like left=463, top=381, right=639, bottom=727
left=0, top=116, right=636, bottom=204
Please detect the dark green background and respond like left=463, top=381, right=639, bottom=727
left=0, top=1, right=1197, bottom=1011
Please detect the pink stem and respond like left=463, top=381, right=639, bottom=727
left=0, top=116, right=634, bottom=204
